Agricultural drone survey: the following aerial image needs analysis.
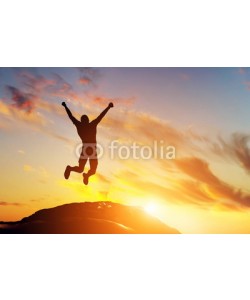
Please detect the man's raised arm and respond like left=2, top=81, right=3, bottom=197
left=62, top=102, right=78, bottom=125
left=92, top=102, right=114, bottom=125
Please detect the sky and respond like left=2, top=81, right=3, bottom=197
left=0, top=67, right=250, bottom=233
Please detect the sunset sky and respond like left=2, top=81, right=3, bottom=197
left=1, top=67, right=250, bottom=233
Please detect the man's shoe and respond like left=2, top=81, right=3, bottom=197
left=64, top=165, right=71, bottom=179
left=83, top=173, right=89, bottom=185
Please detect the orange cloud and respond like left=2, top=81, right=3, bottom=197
left=79, top=76, right=91, bottom=85
left=0, top=99, right=47, bottom=127
left=0, top=201, right=23, bottom=206
left=102, top=109, right=198, bottom=157
left=91, top=95, right=135, bottom=108
left=77, top=67, right=100, bottom=87
left=0, top=98, right=77, bottom=146
left=175, top=157, right=250, bottom=209
left=0, top=100, right=11, bottom=115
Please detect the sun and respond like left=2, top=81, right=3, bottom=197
left=144, top=202, right=157, bottom=215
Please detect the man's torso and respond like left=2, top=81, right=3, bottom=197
left=76, top=122, right=97, bottom=143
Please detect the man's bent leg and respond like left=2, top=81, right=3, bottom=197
left=64, top=159, right=87, bottom=180
left=83, top=159, right=98, bottom=185
left=88, top=159, right=98, bottom=176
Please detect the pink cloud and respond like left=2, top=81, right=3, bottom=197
left=238, top=68, right=246, bottom=75
left=6, top=85, right=35, bottom=113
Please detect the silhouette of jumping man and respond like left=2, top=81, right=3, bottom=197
left=62, top=101, right=114, bottom=185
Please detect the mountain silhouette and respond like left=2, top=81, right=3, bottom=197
left=0, top=201, right=180, bottom=234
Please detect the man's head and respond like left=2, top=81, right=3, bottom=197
left=81, top=115, right=89, bottom=124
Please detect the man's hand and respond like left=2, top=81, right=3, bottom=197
left=62, top=102, right=67, bottom=107
left=93, top=102, right=114, bottom=124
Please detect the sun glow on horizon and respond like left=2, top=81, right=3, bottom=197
left=144, top=202, right=158, bottom=216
